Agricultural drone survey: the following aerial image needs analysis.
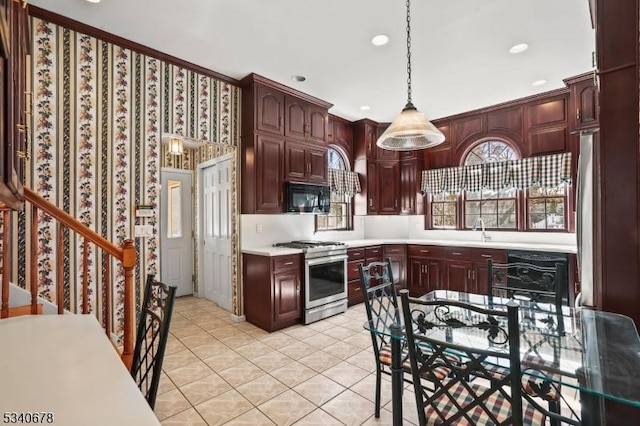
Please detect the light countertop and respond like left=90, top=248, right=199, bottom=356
left=241, top=238, right=577, bottom=257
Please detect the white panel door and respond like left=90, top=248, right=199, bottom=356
left=200, top=156, right=233, bottom=311
left=160, top=169, right=193, bottom=297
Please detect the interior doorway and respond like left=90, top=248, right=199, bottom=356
left=198, top=153, right=233, bottom=311
left=160, top=168, right=194, bottom=297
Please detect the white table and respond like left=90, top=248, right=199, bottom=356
left=0, top=315, right=160, bottom=426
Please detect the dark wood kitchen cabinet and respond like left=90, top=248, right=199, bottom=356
left=567, top=73, right=599, bottom=131
left=285, top=95, right=328, bottom=144
left=407, top=245, right=443, bottom=296
left=240, top=74, right=332, bottom=213
left=383, top=244, right=406, bottom=289
left=243, top=253, right=303, bottom=332
left=255, top=84, right=285, bottom=136
left=346, top=247, right=366, bottom=306
left=0, top=0, right=29, bottom=210
left=378, top=161, right=400, bottom=214
left=284, top=140, right=327, bottom=184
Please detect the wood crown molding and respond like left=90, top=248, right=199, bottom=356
left=28, top=5, right=239, bottom=86
left=238, top=73, right=333, bottom=109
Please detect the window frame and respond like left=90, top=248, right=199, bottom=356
left=425, top=138, right=571, bottom=232
left=315, top=145, right=354, bottom=232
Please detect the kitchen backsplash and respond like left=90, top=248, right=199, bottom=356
left=241, top=215, right=576, bottom=248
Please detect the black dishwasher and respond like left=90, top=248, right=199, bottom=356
left=507, top=250, right=571, bottom=306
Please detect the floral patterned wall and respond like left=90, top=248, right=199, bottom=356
left=10, top=17, right=241, bottom=335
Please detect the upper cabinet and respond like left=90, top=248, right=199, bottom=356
left=566, top=73, right=599, bottom=131
left=0, top=0, right=29, bottom=210
left=256, top=85, right=285, bottom=135
left=285, top=95, right=328, bottom=144
left=239, top=74, right=333, bottom=213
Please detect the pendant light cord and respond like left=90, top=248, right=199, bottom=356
left=405, top=0, right=412, bottom=106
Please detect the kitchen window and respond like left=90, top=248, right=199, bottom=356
left=316, top=147, right=353, bottom=231
left=426, top=139, right=570, bottom=231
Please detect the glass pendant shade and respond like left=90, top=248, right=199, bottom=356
left=168, top=137, right=184, bottom=155
left=376, top=103, right=445, bottom=150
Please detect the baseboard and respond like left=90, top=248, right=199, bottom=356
left=230, top=314, right=246, bottom=323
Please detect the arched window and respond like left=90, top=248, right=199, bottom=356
left=316, top=147, right=352, bottom=231
left=463, top=140, right=518, bottom=229
left=429, top=138, right=568, bottom=231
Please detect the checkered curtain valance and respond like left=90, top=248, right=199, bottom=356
left=420, top=152, right=572, bottom=194
left=328, top=169, right=361, bottom=196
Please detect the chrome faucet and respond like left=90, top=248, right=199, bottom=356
left=472, top=218, right=491, bottom=242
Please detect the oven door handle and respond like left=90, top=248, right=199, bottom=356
left=306, top=254, right=348, bottom=266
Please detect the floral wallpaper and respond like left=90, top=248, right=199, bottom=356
left=9, top=17, right=241, bottom=336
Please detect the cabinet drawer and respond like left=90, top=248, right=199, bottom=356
left=348, top=247, right=366, bottom=261
left=383, top=244, right=406, bottom=255
left=272, top=255, right=300, bottom=272
left=472, top=248, right=507, bottom=263
left=408, top=245, right=444, bottom=258
left=365, top=245, right=382, bottom=258
left=347, top=260, right=363, bottom=281
left=348, top=280, right=365, bottom=306
left=444, top=247, right=472, bottom=260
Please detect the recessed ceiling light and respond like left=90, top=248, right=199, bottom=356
left=360, top=105, right=371, bottom=111
left=86, top=0, right=101, bottom=3
left=291, top=75, right=306, bottom=82
left=531, top=79, right=547, bottom=87
left=371, top=34, right=389, bottom=46
left=509, top=43, right=529, bottom=54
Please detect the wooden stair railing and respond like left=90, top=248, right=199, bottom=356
left=0, top=187, right=137, bottom=369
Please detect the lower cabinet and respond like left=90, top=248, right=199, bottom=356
left=383, top=244, right=406, bottom=290
left=407, top=245, right=443, bottom=296
left=347, top=247, right=366, bottom=306
left=243, top=253, right=303, bottom=331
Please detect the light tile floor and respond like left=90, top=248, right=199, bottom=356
left=155, top=296, right=410, bottom=425
left=155, top=296, right=581, bottom=425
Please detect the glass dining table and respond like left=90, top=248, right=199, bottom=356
left=364, top=289, right=640, bottom=426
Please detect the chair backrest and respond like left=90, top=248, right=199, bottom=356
left=131, top=274, right=177, bottom=409
left=358, top=259, right=400, bottom=360
left=399, top=289, right=525, bottom=426
left=488, top=259, right=566, bottom=335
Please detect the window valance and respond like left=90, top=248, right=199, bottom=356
left=328, top=169, right=361, bottom=196
left=421, top=152, right=572, bottom=194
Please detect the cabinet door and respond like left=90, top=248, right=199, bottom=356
left=306, top=146, right=327, bottom=183
left=572, top=78, right=599, bottom=130
left=366, top=160, right=379, bottom=214
left=446, top=260, right=473, bottom=293
left=256, top=135, right=283, bottom=212
left=365, top=123, right=378, bottom=159
left=408, top=258, right=427, bottom=296
left=307, top=104, right=328, bottom=144
left=385, top=253, right=406, bottom=289
left=426, top=259, right=442, bottom=293
left=285, top=96, right=307, bottom=140
left=400, top=159, right=417, bottom=214
left=273, top=271, right=301, bottom=323
left=284, top=141, right=307, bottom=181
left=256, top=85, right=284, bottom=135
left=379, top=161, right=400, bottom=214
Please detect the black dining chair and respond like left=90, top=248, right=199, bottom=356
left=487, top=259, right=577, bottom=425
left=130, top=274, right=177, bottom=409
left=358, top=259, right=454, bottom=419
left=400, top=289, right=545, bottom=426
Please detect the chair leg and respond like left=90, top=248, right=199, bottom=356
left=549, top=400, right=561, bottom=426
left=375, top=368, right=381, bottom=418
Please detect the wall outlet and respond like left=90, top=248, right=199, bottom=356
left=256, top=223, right=263, bottom=234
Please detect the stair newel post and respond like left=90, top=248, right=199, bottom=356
left=120, top=238, right=137, bottom=369
left=30, top=205, right=39, bottom=315
left=1, top=209, right=11, bottom=319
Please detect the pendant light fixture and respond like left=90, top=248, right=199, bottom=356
left=376, top=0, right=445, bottom=151
left=167, top=137, right=184, bottom=156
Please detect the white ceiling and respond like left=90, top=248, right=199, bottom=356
left=29, top=0, right=595, bottom=123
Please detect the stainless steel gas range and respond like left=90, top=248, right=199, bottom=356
left=273, top=240, right=348, bottom=324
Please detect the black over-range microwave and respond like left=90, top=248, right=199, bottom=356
left=285, top=182, right=331, bottom=214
